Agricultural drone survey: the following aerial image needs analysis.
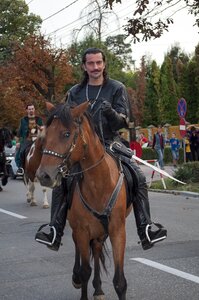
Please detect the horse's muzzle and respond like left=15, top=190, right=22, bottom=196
left=36, top=167, right=62, bottom=188
left=36, top=167, right=54, bottom=188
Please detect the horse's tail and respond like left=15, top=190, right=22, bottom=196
left=90, top=240, right=110, bottom=276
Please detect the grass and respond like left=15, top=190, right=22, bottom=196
left=150, top=178, right=199, bottom=193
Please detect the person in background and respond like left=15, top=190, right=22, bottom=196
left=152, top=125, right=165, bottom=169
left=15, top=103, right=43, bottom=175
left=170, top=132, right=180, bottom=168
left=189, top=126, right=199, bottom=161
left=139, top=132, right=148, bottom=148
left=184, top=133, right=192, bottom=162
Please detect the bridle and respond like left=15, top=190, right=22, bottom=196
left=42, top=116, right=105, bottom=177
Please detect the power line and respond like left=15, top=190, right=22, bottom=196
left=45, top=2, right=133, bottom=38
left=42, top=0, right=80, bottom=22
left=27, top=0, right=35, bottom=5
left=47, top=4, right=134, bottom=44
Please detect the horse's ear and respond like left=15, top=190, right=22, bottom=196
left=71, top=101, right=90, bottom=118
left=46, top=102, right=55, bottom=112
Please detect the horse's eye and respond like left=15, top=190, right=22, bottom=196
left=63, top=131, right=70, bottom=138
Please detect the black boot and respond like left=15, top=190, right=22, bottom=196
left=35, top=184, right=68, bottom=251
left=139, top=223, right=167, bottom=250
left=35, top=222, right=65, bottom=251
left=35, top=224, right=62, bottom=251
left=132, top=169, right=167, bottom=250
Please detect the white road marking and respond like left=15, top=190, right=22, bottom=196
left=131, top=258, right=199, bottom=284
left=0, top=208, right=27, bottom=219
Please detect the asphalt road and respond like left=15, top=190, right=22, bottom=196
left=0, top=178, right=199, bottom=300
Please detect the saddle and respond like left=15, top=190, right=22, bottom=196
left=106, top=143, right=139, bottom=207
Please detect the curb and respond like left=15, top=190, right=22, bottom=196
left=148, top=188, right=199, bottom=198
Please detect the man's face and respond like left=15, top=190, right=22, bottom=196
left=26, top=105, right=35, bottom=117
left=83, top=53, right=105, bottom=81
left=158, top=127, right=162, bottom=133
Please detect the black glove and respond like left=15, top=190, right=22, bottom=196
left=101, top=100, right=127, bottom=131
left=101, top=100, right=112, bottom=114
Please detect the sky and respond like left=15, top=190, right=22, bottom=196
left=26, top=0, right=199, bottom=68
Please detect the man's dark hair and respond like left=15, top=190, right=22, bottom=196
left=26, top=103, right=35, bottom=109
left=78, top=47, right=108, bottom=89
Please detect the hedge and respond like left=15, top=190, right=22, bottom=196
left=141, top=147, right=184, bottom=164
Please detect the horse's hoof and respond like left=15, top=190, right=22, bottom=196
left=27, top=198, right=31, bottom=203
left=30, top=202, right=37, bottom=206
left=72, top=279, right=82, bottom=289
left=94, top=295, right=105, bottom=300
left=43, top=204, right=50, bottom=209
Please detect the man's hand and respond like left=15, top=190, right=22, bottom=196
left=16, top=142, right=20, bottom=149
left=101, top=100, right=112, bottom=113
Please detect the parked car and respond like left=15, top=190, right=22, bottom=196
left=5, top=146, right=23, bottom=179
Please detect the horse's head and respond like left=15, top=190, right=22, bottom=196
left=36, top=101, right=91, bottom=188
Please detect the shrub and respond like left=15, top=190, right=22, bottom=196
left=141, top=147, right=184, bottom=164
left=174, top=161, right=199, bottom=183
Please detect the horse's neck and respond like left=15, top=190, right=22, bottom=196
left=81, top=140, right=117, bottom=189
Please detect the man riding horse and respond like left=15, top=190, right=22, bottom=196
left=35, top=47, right=167, bottom=251
left=15, top=103, right=43, bottom=175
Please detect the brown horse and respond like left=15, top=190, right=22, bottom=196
left=36, top=101, right=132, bottom=300
left=24, top=130, right=50, bottom=209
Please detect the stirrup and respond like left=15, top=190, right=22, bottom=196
left=145, top=222, right=166, bottom=244
left=35, top=224, right=57, bottom=246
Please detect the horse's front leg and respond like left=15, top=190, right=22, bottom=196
left=110, top=223, right=127, bottom=300
left=27, top=180, right=37, bottom=206
left=77, top=235, right=92, bottom=300
left=42, top=187, right=49, bottom=209
left=91, top=239, right=105, bottom=300
left=72, top=235, right=82, bottom=289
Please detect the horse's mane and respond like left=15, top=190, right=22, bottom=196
left=46, top=103, right=96, bottom=135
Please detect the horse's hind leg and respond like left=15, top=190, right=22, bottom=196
left=42, top=188, right=49, bottom=209
left=110, top=224, right=127, bottom=300
left=91, top=240, right=105, bottom=300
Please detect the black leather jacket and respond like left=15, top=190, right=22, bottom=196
left=67, top=78, right=130, bottom=142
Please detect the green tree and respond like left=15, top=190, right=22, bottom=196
left=159, top=56, right=179, bottom=124
left=105, top=34, right=134, bottom=70
left=0, top=0, right=42, bottom=61
left=186, top=44, right=199, bottom=123
left=144, top=60, right=160, bottom=126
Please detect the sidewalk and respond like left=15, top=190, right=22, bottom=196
left=139, top=163, right=199, bottom=198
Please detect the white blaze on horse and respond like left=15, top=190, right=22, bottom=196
left=24, top=128, right=50, bottom=209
